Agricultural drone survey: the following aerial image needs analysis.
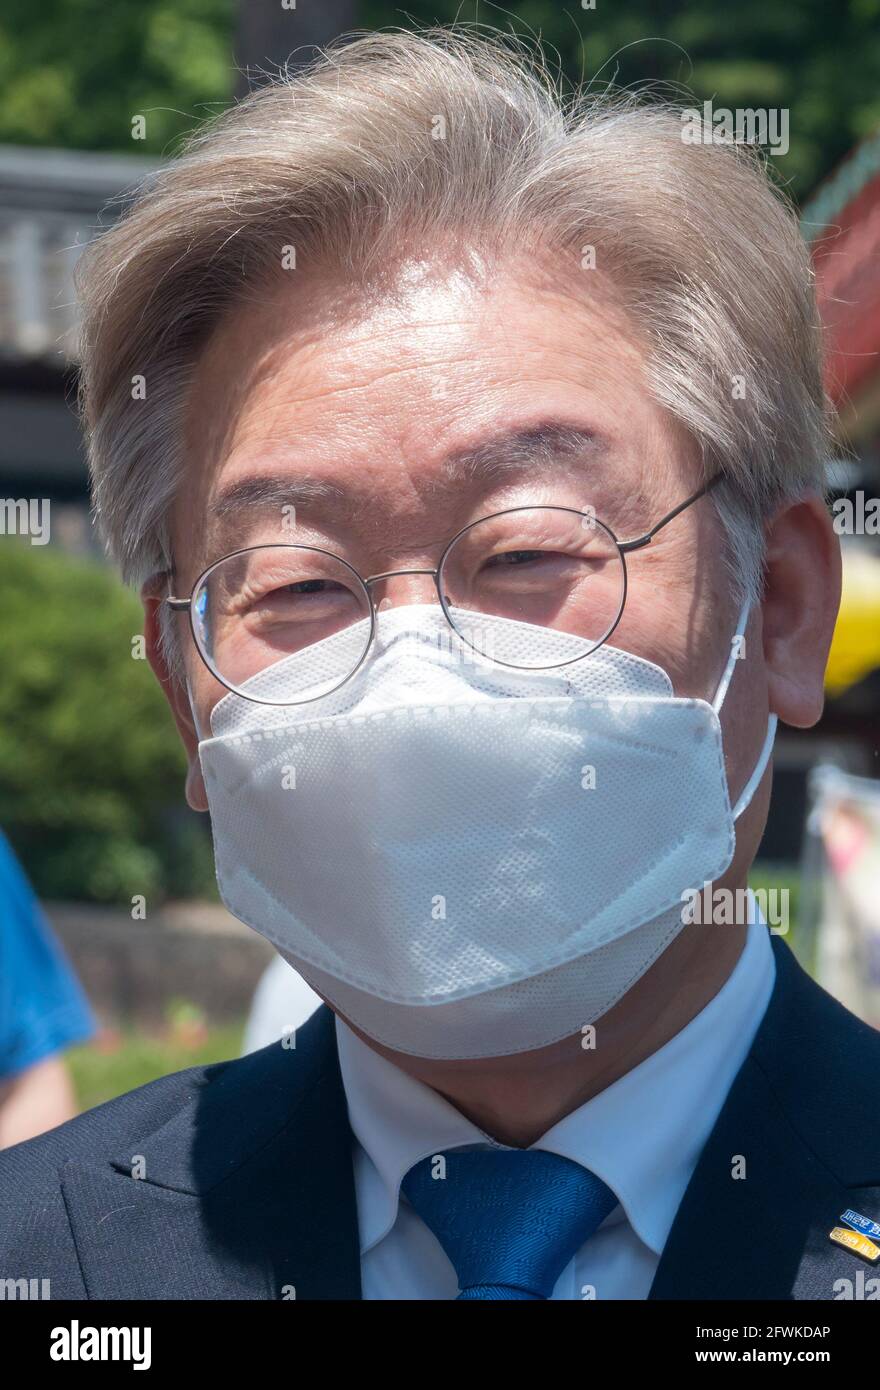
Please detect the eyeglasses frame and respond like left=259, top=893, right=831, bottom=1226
left=165, top=472, right=723, bottom=702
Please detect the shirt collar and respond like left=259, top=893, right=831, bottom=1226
left=335, top=894, right=777, bottom=1257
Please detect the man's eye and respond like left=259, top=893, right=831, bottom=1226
left=249, top=577, right=348, bottom=603
left=279, top=579, right=339, bottom=595
left=484, top=549, right=550, bottom=568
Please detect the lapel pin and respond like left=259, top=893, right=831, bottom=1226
left=829, top=1209, right=880, bottom=1263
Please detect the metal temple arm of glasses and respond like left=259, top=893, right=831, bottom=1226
left=617, top=473, right=723, bottom=554
left=166, top=597, right=191, bottom=610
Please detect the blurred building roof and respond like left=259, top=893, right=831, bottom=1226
left=802, top=131, right=880, bottom=437
left=0, top=144, right=159, bottom=363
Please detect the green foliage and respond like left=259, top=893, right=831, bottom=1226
left=0, top=0, right=234, bottom=155
left=67, top=1019, right=245, bottom=1110
left=0, top=539, right=214, bottom=903
left=362, top=0, right=880, bottom=201
left=1, top=1, right=877, bottom=198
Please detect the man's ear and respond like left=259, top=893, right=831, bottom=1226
left=761, top=492, right=842, bottom=729
left=142, top=583, right=208, bottom=812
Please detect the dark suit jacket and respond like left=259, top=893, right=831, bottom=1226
left=1, top=935, right=878, bottom=1299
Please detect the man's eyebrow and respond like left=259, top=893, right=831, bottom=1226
left=209, top=421, right=607, bottom=521
left=436, top=422, right=606, bottom=491
left=210, top=473, right=348, bottom=519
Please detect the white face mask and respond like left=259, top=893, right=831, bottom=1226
left=196, top=602, right=776, bottom=1059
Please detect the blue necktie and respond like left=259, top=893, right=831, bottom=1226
left=401, top=1148, right=617, bottom=1300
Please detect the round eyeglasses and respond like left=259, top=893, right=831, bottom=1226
left=165, top=476, right=722, bottom=705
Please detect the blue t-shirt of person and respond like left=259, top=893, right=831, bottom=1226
left=0, top=830, right=97, bottom=1080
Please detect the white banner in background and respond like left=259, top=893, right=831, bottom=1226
left=807, top=766, right=880, bottom=1028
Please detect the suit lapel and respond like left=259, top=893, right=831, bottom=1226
left=650, top=937, right=880, bottom=1299
left=647, top=1049, right=861, bottom=1298
left=58, top=938, right=880, bottom=1301
left=62, top=1005, right=362, bottom=1300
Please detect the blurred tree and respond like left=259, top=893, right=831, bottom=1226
left=234, top=0, right=359, bottom=94
left=0, top=0, right=235, bottom=157
left=0, top=0, right=877, bottom=199
left=361, top=0, right=880, bottom=200
left=0, top=541, right=215, bottom=904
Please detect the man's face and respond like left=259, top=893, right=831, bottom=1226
left=164, top=251, right=769, bottom=853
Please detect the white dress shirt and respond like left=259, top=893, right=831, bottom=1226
left=241, top=955, right=322, bottom=1054
left=335, top=902, right=777, bottom=1300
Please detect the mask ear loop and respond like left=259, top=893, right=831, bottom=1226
left=711, top=596, right=750, bottom=715
left=710, top=596, right=778, bottom=820
left=732, top=714, right=778, bottom=819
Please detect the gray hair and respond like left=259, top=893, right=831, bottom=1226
left=76, top=26, right=833, bottom=657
